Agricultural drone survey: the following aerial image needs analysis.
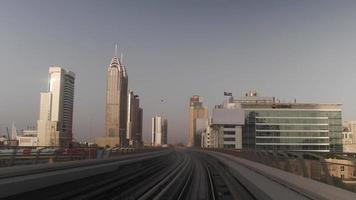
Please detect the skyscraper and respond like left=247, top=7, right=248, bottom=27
left=96, top=46, right=128, bottom=147
left=162, top=118, right=168, bottom=145
left=188, top=95, right=208, bottom=147
left=37, top=67, right=75, bottom=147
left=127, top=90, right=143, bottom=147
left=152, top=116, right=168, bottom=146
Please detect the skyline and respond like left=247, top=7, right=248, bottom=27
left=1, top=0, right=356, bottom=144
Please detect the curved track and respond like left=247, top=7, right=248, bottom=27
left=2, top=148, right=323, bottom=200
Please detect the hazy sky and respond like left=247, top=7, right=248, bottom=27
left=1, top=0, right=356, bottom=144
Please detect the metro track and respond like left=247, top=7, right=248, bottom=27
left=185, top=151, right=257, bottom=200
left=1, top=149, right=262, bottom=200
left=3, top=148, right=348, bottom=200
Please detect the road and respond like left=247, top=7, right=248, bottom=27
left=1, top=149, right=356, bottom=200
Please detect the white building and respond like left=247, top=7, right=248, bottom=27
left=18, top=136, right=38, bottom=147
left=201, top=125, right=219, bottom=148
left=37, top=67, right=75, bottom=147
left=210, top=108, right=245, bottom=149
left=152, top=116, right=168, bottom=146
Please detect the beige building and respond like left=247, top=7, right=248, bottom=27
left=96, top=49, right=128, bottom=148
left=188, top=95, right=208, bottom=147
left=325, top=159, right=356, bottom=182
left=342, top=122, right=356, bottom=152
left=37, top=67, right=75, bottom=147
left=343, top=121, right=356, bottom=144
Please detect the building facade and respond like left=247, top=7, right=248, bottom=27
left=188, top=95, right=208, bottom=147
left=152, top=116, right=168, bottom=146
left=127, top=90, right=143, bottom=147
left=37, top=67, right=75, bottom=147
left=97, top=50, right=128, bottom=147
left=162, top=119, right=168, bottom=145
left=211, top=91, right=343, bottom=152
left=343, top=121, right=356, bottom=144
left=201, top=125, right=218, bottom=148
left=210, top=108, right=245, bottom=149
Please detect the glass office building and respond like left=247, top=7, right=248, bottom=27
left=221, top=91, right=343, bottom=152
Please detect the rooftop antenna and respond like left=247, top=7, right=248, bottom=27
left=114, top=43, right=118, bottom=57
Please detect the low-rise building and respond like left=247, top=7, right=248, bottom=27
left=210, top=108, right=244, bottom=149
left=210, top=91, right=342, bottom=152
left=18, top=136, right=38, bottom=147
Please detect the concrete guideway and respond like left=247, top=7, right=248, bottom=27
left=0, top=150, right=168, bottom=179
left=0, top=150, right=172, bottom=198
left=1, top=148, right=356, bottom=200
left=205, top=150, right=356, bottom=200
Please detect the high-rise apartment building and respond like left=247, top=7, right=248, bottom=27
left=152, top=116, right=168, bottom=146
left=96, top=49, right=128, bottom=147
left=127, top=90, right=143, bottom=147
left=37, top=67, right=75, bottom=147
left=188, top=95, right=208, bottom=147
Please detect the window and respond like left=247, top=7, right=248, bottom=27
left=224, top=131, right=235, bottom=135
left=224, top=138, right=235, bottom=142
left=223, top=144, right=235, bottom=148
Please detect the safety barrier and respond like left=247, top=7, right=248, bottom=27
left=0, top=146, right=164, bottom=167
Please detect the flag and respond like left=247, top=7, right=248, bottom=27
left=224, top=92, right=232, bottom=96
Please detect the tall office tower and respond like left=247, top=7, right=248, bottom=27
left=162, top=119, right=168, bottom=145
left=152, top=116, right=167, bottom=146
left=127, top=90, right=143, bottom=147
left=37, top=67, right=75, bottom=147
left=188, top=95, right=209, bottom=147
left=99, top=47, right=128, bottom=147
left=137, top=107, right=143, bottom=146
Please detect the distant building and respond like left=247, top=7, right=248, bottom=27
left=343, top=121, right=356, bottom=144
left=18, top=129, right=38, bottom=147
left=22, top=129, right=38, bottom=137
left=152, top=116, right=168, bottom=146
left=127, top=90, right=143, bottom=147
left=162, top=119, right=168, bottom=145
left=212, top=91, right=342, bottom=152
left=188, top=95, right=208, bottom=147
left=18, top=136, right=38, bottom=147
left=342, top=127, right=353, bottom=145
left=96, top=47, right=128, bottom=148
left=210, top=108, right=244, bottom=149
left=342, top=123, right=356, bottom=152
left=37, top=67, right=75, bottom=147
left=195, top=118, right=208, bottom=147
left=201, top=121, right=218, bottom=148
